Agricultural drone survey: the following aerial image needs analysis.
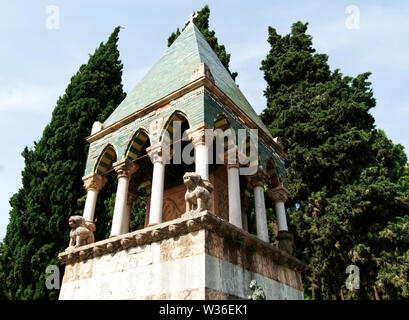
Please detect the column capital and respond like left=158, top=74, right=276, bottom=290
left=267, top=185, right=289, bottom=203
left=247, top=168, right=269, bottom=188
left=187, top=124, right=213, bottom=147
left=82, top=173, right=107, bottom=191
left=112, top=159, right=139, bottom=179
left=146, top=142, right=171, bottom=164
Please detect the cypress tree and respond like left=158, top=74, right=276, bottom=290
left=260, top=22, right=409, bottom=299
left=0, top=27, right=126, bottom=300
left=168, top=5, right=238, bottom=81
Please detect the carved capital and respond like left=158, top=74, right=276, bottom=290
left=112, top=159, right=139, bottom=179
left=146, top=142, right=171, bottom=164
left=82, top=173, right=107, bottom=192
left=187, top=125, right=213, bottom=147
left=267, top=186, right=289, bottom=203
left=247, top=168, right=269, bottom=188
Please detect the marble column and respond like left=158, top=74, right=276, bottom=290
left=248, top=169, right=269, bottom=242
left=225, top=148, right=242, bottom=228
left=267, top=186, right=289, bottom=232
left=110, top=159, right=138, bottom=237
left=82, top=173, right=107, bottom=222
left=147, top=143, right=169, bottom=226
left=121, top=192, right=138, bottom=234
left=188, top=125, right=212, bottom=180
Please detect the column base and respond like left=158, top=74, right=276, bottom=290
left=277, top=231, right=295, bottom=256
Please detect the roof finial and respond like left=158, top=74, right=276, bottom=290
left=185, top=12, right=198, bottom=27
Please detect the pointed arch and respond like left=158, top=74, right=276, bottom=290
left=94, top=144, right=118, bottom=174
left=125, top=128, right=150, bottom=161
left=160, top=110, right=190, bottom=146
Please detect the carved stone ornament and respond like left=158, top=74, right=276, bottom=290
left=247, top=168, right=269, bottom=188
left=82, top=173, right=107, bottom=192
left=146, top=142, right=171, bottom=164
left=66, top=215, right=96, bottom=250
left=149, top=118, right=163, bottom=137
left=90, top=121, right=103, bottom=135
left=190, top=62, right=215, bottom=83
left=267, top=185, right=289, bottom=203
left=112, top=159, right=139, bottom=178
left=183, top=172, right=213, bottom=213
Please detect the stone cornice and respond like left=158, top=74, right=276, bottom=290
left=85, top=76, right=287, bottom=159
left=58, top=211, right=306, bottom=272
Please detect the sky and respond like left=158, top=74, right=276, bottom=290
left=0, top=0, right=408, bottom=241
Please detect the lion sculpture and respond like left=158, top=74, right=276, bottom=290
left=67, top=215, right=95, bottom=249
left=183, top=172, right=213, bottom=213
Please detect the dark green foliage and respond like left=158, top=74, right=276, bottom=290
left=260, top=22, right=409, bottom=299
left=168, top=5, right=238, bottom=81
left=400, top=163, right=409, bottom=192
left=0, top=27, right=126, bottom=299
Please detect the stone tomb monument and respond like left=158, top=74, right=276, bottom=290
left=58, top=17, right=305, bottom=300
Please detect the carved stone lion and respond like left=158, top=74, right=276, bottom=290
left=183, top=172, right=213, bottom=213
left=67, top=215, right=95, bottom=249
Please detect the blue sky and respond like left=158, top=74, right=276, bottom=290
left=0, top=0, right=408, bottom=240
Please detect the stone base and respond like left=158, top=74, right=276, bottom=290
left=58, top=211, right=305, bottom=300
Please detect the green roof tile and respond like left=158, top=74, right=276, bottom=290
left=104, top=24, right=272, bottom=139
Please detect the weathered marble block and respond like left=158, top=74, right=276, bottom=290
left=58, top=211, right=305, bottom=300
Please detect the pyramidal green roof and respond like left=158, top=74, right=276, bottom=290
left=104, top=24, right=272, bottom=139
